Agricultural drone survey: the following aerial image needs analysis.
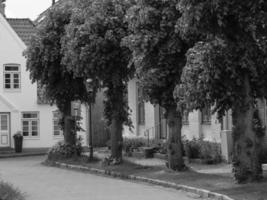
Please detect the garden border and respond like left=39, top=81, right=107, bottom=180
left=45, top=161, right=234, bottom=200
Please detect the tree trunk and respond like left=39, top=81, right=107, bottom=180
left=63, top=102, right=76, bottom=145
left=166, top=107, right=185, bottom=171
left=110, top=118, right=123, bottom=161
left=109, top=85, right=124, bottom=163
left=232, top=76, right=263, bottom=183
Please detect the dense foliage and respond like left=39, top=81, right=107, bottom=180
left=47, top=137, right=83, bottom=161
left=124, top=0, right=188, bottom=109
left=62, top=0, right=135, bottom=161
left=178, top=0, right=267, bottom=115
left=25, top=4, right=91, bottom=145
left=0, top=181, right=25, bottom=200
left=178, top=0, right=267, bottom=182
left=183, top=137, right=222, bottom=164
left=124, top=0, right=189, bottom=170
left=26, top=4, right=91, bottom=112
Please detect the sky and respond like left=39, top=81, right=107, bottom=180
left=5, top=0, right=52, bottom=20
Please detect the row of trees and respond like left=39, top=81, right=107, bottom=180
left=25, top=0, right=267, bottom=183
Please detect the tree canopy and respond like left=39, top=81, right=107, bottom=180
left=25, top=4, right=91, bottom=146
left=124, top=0, right=189, bottom=170
left=62, top=0, right=135, bottom=161
left=178, top=0, right=267, bottom=182
left=124, top=0, right=189, bottom=110
left=25, top=4, right=91, bottom=112
left=178, top=0, right=267, bottom=116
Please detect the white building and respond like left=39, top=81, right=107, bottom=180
left=124, top=79, right=221, bottom=140
left=124, top=79, right=233, bottom=161
left=0, top=4, right=88, bottom=149
left=125, top=79, right=267, bottom=162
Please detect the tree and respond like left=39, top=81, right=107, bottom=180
left=62, top=0, right=134, bottom=163
left=177, top=0, right=267, bottom=182
left=25, top=4, right=91, bottom=146
left=123, top=0, right=189, bottom=170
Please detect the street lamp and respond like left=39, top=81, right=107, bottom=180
left=85, top=78, right=94, bottom=161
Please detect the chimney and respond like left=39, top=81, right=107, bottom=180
left=0, top=0, right=6, bottom=17
left=52, top=0, right=55, bottom=6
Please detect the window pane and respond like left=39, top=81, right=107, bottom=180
left=32, top=121, right=37, bottom=126
left=5, top=84, right=11, bottom=89
left=5, top=66, right=19, bottom=71
left=5, top=74, right=10, bottom=78
left=54, top=130, right=60, bottom=136
left=23, top=131, right=29, bottom=136
left=32, top=131, right=38, bottom=136
left=13, top=74, right=19, bottom=79
left=31, top=120, right=38, bottom=137
left=14, top=84, right=19, bottom=89
left=23, top=113, right=38, bottom=119
left=201, top=106, right=211, bottom=124
left=53, top=111, right=62, bottom=136
left=1, top=115, right=8, bottom=131
left=23, top=121, right=29, bottom=126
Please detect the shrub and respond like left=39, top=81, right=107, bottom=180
left=47, top=137, right=83, bottom=161
left=199, top=140, right=222, bottom=164
left=183, top=137, right=222, bottom=164
left=123, top=137, right=147, bottom=153
left=150, top=140, right=168, bottom=154
left=183, top=137, right=201, bottom=159
left=0, top=181, right=25, bottom=200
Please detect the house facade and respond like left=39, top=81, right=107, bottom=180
left=124, top=79, right=267, bottom=161
left=124, top=79, right=221, bottom=141
left=0, top=4, right=88, bottom=148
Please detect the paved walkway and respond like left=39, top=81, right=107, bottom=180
left=0, top=156, right=201, bottom=200
left=94, top=150, right=267, bottom=174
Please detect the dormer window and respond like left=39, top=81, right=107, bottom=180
left=4, top=64, right=21, bottom=90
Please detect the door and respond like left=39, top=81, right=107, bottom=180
left=0, top=113, right=10, bottom=147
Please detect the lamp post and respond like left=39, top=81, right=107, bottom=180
left=85, top=78, right=93, bottom=161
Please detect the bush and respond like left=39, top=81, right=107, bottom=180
left=199, top=140, right=222, bottom=164
left=150, top=140, right=168, bottom=154
left=47, top=137, right=83, bottom=161
left=0, top=181, right=25, bottom=200
left=183, top=137, right=222, bottom=164
left=183, top=137, right=201, bottom=159
left=123, top=137, right=147, bottom=153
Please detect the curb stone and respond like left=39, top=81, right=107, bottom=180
left=0, top=152, right=46, bottom=159
left=46, top=161, right=234, bottom=200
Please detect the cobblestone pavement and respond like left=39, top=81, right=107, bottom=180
left=0, top=156, right=201, bottom=200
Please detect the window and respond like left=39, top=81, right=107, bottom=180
left=4, top=64, right=21, bottom=90
left=53, top=111, right=63, bottom=137
left=137, top=83, right=145, bottom=125
left=201, top=106, right=211, bottom=124
left=22, top=112, right=39, bottom=137
left=182, top=110, right=189, bottom=125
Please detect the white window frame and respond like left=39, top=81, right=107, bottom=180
left=21, top=112, right=40, bottom=138
left=3, top=64, right=21, bottom=91
left=53, top=111, right=63, bottom=138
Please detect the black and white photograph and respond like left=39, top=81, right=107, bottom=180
left=0, top=0, right=267, bottom=199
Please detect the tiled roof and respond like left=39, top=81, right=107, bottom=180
left=7, top=18, right=36, bottom=46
